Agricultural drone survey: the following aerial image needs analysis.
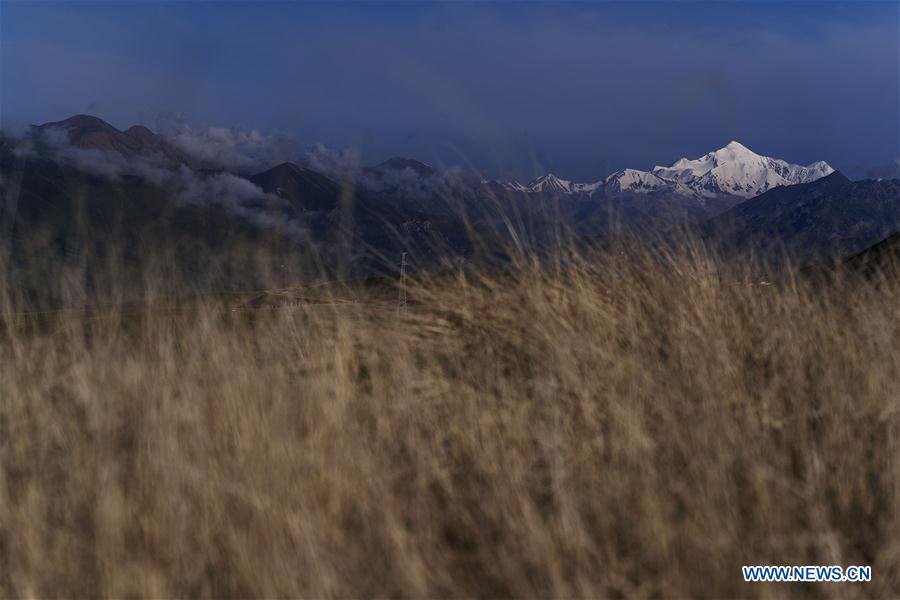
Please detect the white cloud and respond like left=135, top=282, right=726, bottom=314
left=30, top=126, right=307, bottom=236
left=157, top=112, right=298, bottom=172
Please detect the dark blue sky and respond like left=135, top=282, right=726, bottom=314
left=2, top=1, right=898, bottom=180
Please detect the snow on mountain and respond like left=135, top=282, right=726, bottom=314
left=491, top=141, right=834, bottom=199
left=489, top=179, right=531, bottom=192
left=651, top=141, right=834, bottom=198
left=527, top=173, right=574, bottom=193
left=491, top=174, right=601, bottom=194
left=570, top=181, right=603, bottom=194
left=604, top=168, right=671, bottom=193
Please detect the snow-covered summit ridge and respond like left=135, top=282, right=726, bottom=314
left=495, top=141, right=834, bottom=199
left=529, top=173, right=573, bottom=193
left=604, top=168, right=670, bottom=193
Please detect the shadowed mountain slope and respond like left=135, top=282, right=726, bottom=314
left=249, top=162, right=343, bottom=213
left=702, top=172, right=900, bottom=263
left=841, top=231, right=900, bottom=279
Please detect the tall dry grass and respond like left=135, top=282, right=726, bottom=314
left=1, top=241, right=899, bottom=598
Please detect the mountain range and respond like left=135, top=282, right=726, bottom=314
left=4, top=114, right=900, bottom=282
left=492, top=140, right=834, bottom=200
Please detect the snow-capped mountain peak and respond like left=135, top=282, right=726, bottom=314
left=652, top=141, right=834, bottom=198
left=723, top=140, right=751, bottom=152
left=653, top=141, right=762, bottom=182
left=528, top=173, right=573, bottom=193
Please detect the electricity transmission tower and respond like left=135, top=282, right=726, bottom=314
left=397, top=252, right=408, bottom=312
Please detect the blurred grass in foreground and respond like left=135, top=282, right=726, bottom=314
left=1, top=238, right=899, bottom=599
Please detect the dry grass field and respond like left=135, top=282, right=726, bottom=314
left=1, top=242, right=899, bottom=598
